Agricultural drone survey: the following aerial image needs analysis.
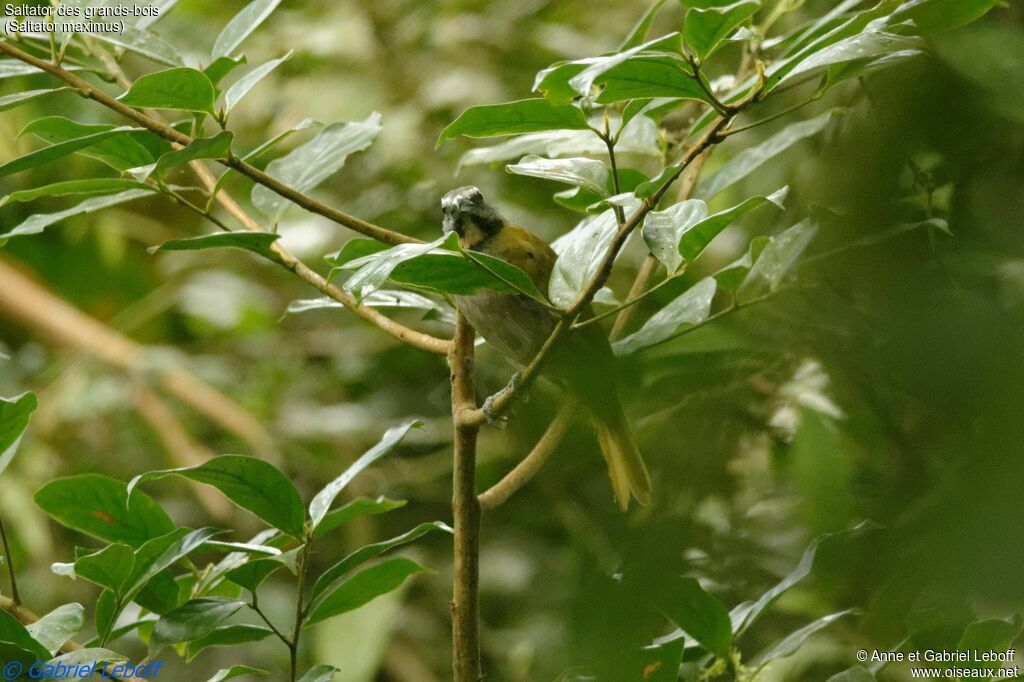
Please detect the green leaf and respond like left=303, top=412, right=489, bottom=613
left=212, top=0, right=283, bottom=58
left=1, top=179, right=155, bottom=208
left=0, top=392, right=37, bottom=476
left=642, top=187, right=788, bottom=272
left=286, top=292, right=455, bottom=325
left=119, top=67, right=217, bottom=114
left=45, top=648, right=126, bottom=668
left=223, top=51, right=292, bottom=112
left=657, top=576, right=732, bottom=658
left=0, top=126, right=143, bottom=178
left=309, top=421, right=421, bottom=529
left=224, top=548, right=299, bottom=592
left=139, top=131, right=234, bottom=180
left=548, top=209, right=619, bottom=309
left=21, top=117, right=156, bottom=171
left=204, top=55, right=248, bottom=86
left=890, top=0, right=1000, bottom=35
left=751, top=609, right=859, bottom=669
left=437, top=99, right=590, bottom=146
left=593, top=55, right=711, bottom=104
left=74, top=543, right=135, bottom=592
left=208, top=665, right=269, bottom=681
left=35, top=474, right=175, bottom=547
left=560, top=34, right=684, bottom=99
left=297, top=665, right=338, bottom=682
left=26, top=604, right=85, bottom=656
left=0, top=607, right=51, bottom=661
left=94, top=589, right=117, bottom=640
left=620, top=0, right=670, bottom=49
left=252, top=113, right=381, bottom=224
left=0, top=87, right=69, bottom=112
left=88, top=27, right=184, bottom=67
left=684, top=1, right=761, bottom=61
left=128, top=457, right=306, bottom=538
left=306, top=557, right=429, bottom=626
left=736, top=218, right=817, bottom=303
left=123, top=527, right=225, bottom=604
left=506, top=156, right=610, bottom=196
left=955, top=614, right=1024, bottom=676
left=150, top=598, right=243, bottom=653
left=0, top=60, right=46, bottom=79
left=187, top=624, right=274, bottom=661
left=826, top=666, right=875, bottom=682
left=614, top=277, right=718, bottom=356
left=641, top=633, right=686, bottom=682
left=151, top=231, right=282, bottom=264
left=730, top=521, right=878, bottom=636
left=312, top=497, right=406, bottom=540
left=700, top=111, right=840, bottom=199
left=310, top=522, right=452, bottom=601
left=1, top=190, right=154, bottom=240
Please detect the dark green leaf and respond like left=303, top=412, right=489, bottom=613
left=119, top=67, right=217, bottom=114
left=0, top=87, right=68, bottom=112
left=128, top=457, right=306, bottom=538
left=140, top=131, right=234, bottom=179
left=678, top=187, right=787, bottom=262
left=74, top=543, right=134, bottom=592
left=751, top=609, right=859, bottom=669
left=151, top=231, right=282, bottom=264
left=559, top=34, right=684, bottom=99
left=186, top=624, right=274, bottom=661
left=0, top=392, right=37, bottom=476
left=700, top=110, right=840, bottom=199
left=891, top=0, right=1000, bottom=34
left=595, top=55, right=711, bottom=103
left=204, top=55, right=248, bottom=86
left=213, top=0, right=283, bottom=58
left=1, top=190, right=154, bottom=239
left=955, top=614, right=1024, bottom=675
left=620, top=0, right=670, bottom=49
left=657, top=576, right=732, bottom=658
left=1, top=179, right=155, bottom=208
left=553, top=186, right=605, bottom=213
left=309, top=421, right=421, bottom=528
left=506, top=156, right=610, bottom=196
left=123, top=527, right=224, bottom=604
left=224, top=548, right=299, bottom=592
left=312, top=497, right=406, bottom=540
left=94, top=589, right=116, bottom=640
left=26, top=604, right=85, bottom=656
left=297, top=665, right=337, bottom=682
left=0, top=126, right=142, bottom=178
left=614, top=278, right=718, bottom=356
left=684, top=1, right=761, bottom=61
left=252, top=113, right=381, bottom=224
left=310, top=522, right=452, bottom=601
left=0, top=607, right=51, bottom=661
left=306, top=557, right=428, bottom=626
left=150, top=598, right=243, bottom=653
left=223, top=51, right=292, bottom=112
left=641, top=633, right=686, bottom=682
left=89, top=28, right=183, bottom=67
left=208, top=665, right=269, bottom=681
left=35, top=474, right=175, bottom=547
left=437, top=99, right=590, bottom=146
left=21, top=117, right=156, bottom=171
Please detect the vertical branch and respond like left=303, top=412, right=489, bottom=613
left=0, top=515, right=20, bottom=604
left=449, top=313, right=481, bottom=681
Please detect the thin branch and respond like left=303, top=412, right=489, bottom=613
left=249, top=596, right=292, bottom=648
left=478, top=401, right=578, bottom=510
left=0, top=515, right=20, bottom=604
left=720, top=93, right=822, bottom=138
left=0, top=40, right=416, bottom=248
left=449, top=313, right=481, bottom=681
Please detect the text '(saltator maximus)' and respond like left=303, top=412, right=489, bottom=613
left=442, top=186, right=652, bottom=510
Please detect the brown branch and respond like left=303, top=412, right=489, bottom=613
left=0, top=258, right=277, bottom=458
left=0, top=515, right=19, bottom=604
left=478, top=401, right=578, bottom=511
left=0, top=40, right=415, bottom=247
left=449, top=313, right=481, bottom=681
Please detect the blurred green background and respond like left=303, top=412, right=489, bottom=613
left=2, top=0, right=1023, bottom=679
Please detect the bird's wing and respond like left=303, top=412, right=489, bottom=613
left=487, top=224, right=558, bottom=294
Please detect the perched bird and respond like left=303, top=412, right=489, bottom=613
left=441, top=185, right=652, bottom=510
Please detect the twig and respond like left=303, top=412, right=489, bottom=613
left=449, top=313, right=481, bottom=681
left=0, top=515, right=20, bottom=604
left=249, top=596, right=291, bottom=648
left=720, top=93, right=822, bottom=138
left=478, top=401, right=578, bottom=510
left=0, top=40, right=416, bottom=248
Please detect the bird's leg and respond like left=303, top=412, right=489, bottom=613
left=481, top=370, right=521, bottom=424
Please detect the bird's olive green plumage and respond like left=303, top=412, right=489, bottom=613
left=442, top=186, right=652, bottom=510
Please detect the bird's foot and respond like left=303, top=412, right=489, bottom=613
left=481, top=371, right=520, bottom=424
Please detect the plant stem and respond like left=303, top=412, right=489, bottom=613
left=250, top=595, right=291, bottom=648
left=0, top=515, right=20, bottom=605
left=289, top=542, right=312, bottom=682
left=449, top=313, right=481, bottom=680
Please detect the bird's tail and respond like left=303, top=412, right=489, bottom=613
left=592, top=400, right=652, bottom=511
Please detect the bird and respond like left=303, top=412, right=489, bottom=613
left=441, top=185, right=652, bottom=510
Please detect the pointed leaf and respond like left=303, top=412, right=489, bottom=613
left=312, top=497, right=406, bottom=540
left=187, top=624, right=274, bottom=661
left=74, top=543, right=134, bottom=592
left=252, top=113, right=381, bottom=224
left=507, top=156, right=610, bottom=196
left=614, top=277, right=717, bottom=355
left=119, top=67, right=217, bottom=114
left=213, top=0, right=283, bottom=58
left=151, top=231, right=283, bottom=264
left=549, top=208, right=619, bottom=309
left=737, top=218, right=817, bottom=303
left=0, top=392, right=37, bottom=476
left=224, top=548, right=299, bottom=592
left=309, top=421, right=421, bottom=528
left=223, top=51, right=292, bottom=112
left=594, top=55, right=711, bottom=104
left=306, top=557, right=428, bottom=626
left=752, top=609, right=859, bottom=669
left=150, top=598, right=244, bottom=653
left=26, top=604, right=85, bottom=656
left=1, top=190, right=154, bottom=240
left=620, top=0, right=670, bottom=49
left=0, top=127, right=142, bottom=178
left=0, top=87, right=69, bottom=112
left=123, top=527, right=224, bottom=603
left=204, top=55, right=247, bottom=86
left=1, top=179, right=155, bottom=208
left=0, top=608, right=51, bottom=661
left=21, top=116, right=156, bottom=171
left=141, top=131, right=234, bottom=179
left=35, top=474, right=175, bottom=547
left=657, top=576, right=732, bottom=658
left=438, top=99, right=590, bottom=146
left=685, top=1, right=761, bottom=61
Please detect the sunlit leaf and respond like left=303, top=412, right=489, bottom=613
left=1, top=190, right=154, bottom=239
left=119, top=67, right=217, bottom=114
left=26, top=604, right=85, bottom=656
left=0, top=392, right=37, bottom=476
left=213, top=0, right=283, bottom=58
left=0, top=179, right=155, bottom=208
left=684, top=1, right=761, bottom=61
left=549, top=208, right=619, bottom=309
left=223, top=51, right=292, bottom=112
left=150, top=231, right=283, bottom=264
left=507, top=155, right=610, bottom=196
left=614, top=278, right=717, bottom=356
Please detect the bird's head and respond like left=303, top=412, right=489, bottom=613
left=441, top=186, right=505, bottom=247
